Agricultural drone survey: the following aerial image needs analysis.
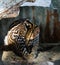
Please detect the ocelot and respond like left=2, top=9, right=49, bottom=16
left=3, top=18, right=40, bottom=59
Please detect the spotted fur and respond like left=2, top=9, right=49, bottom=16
left=4, top=18, right=40, bottom=59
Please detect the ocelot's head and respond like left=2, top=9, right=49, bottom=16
left=5, top=18, right=40, bottom=46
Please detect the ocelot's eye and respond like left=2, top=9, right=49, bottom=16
left=27, top=24, right=31, bottom=28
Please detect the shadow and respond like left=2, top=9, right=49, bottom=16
left=0, top=17, right=15, bottom=44
left=54, top=60, right=60, bottom=65
left=0, top=17, right=16, bottom=61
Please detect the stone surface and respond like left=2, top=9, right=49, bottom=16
left=0, top=46, right=60, bottom=65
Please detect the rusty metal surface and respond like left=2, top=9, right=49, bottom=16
left=19, top=6, right=48, bottom=26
